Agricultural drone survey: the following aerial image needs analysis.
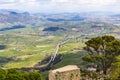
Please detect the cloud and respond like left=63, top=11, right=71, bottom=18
left=52, top=0, right=70, bottom=3
left=0, top=0, right=120, bottom=13
left=0, top=0, right=16, bottom=4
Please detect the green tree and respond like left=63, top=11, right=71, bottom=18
left=28, top=71, right=44, bottom=80
left=5, top=74, right=25, bottom=80
left=0, top=68, right=6, bottom=80
left=5, top=69, right=25, bottom=80
left=0, top=68, right=44, bottom=80
left=83, top=35, right=120, bottom=75
left=109, top=57, right=120, bottom=79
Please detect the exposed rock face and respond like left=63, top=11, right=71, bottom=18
left=49, top=65, right=81, bottom=80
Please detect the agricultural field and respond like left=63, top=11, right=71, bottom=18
left=0, top=27, right=86, bottom=68
left=0, top=21, right=120, bottom=69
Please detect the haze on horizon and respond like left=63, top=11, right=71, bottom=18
left=0, top=0, right=120, bottom=13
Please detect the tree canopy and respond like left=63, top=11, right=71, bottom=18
left=83, top=35, right=120, bottom=75
left=0, top=68, right=44, bottom=80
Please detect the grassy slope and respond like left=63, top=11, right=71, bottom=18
left=0, top=22, right=120, bottom=69
left=52, top=51, right=87, bottom=69
left=0, top=27, right=86, bottom=68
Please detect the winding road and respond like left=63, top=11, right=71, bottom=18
left=35, top=35, right=85, bottom=69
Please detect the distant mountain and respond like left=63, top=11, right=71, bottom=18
left=46, top=15, right=85, bottom=22
left=0, top=10, right=36, bottom=23
left=0, top=10, right=86, bottom=29
left=0, top=9, right=21, bottom=13
left=111, top=14, right=120, bottom=18
left=0, top=25, right=25, bottom=31
left=0, top=9, right=120, bottom=29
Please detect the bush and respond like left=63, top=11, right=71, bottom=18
left=0, top=68, right=44, bottom=80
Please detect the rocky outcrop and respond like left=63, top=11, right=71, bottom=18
left=49, top=65, right=81, bottom=80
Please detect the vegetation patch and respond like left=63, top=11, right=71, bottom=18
left=43, top=27, right=66, bottom=32
left=0, top=45, right=6, bottom=50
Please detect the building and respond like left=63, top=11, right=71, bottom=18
left=49, top=65, right=81, bottom=80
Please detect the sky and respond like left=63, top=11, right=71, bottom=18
left=0, top=0, right=120, bottom=13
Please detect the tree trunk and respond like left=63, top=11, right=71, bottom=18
left=96, top=65, right=100, bottom=72
left=103, top=67, right=107, bottom=75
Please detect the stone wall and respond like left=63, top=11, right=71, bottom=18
left=49, top=65, right=81, bottom=80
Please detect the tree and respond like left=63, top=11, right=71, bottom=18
left=83, top=35, right=120, bottom=75
left=5, top=74, right=25, bottom=80
left=109, top=57, right=120, bottom=79
left=0, top=68, right=6, bottom=80
left=5, top=69, right=25, bottom=80
left=28, top=71, right=44, bottom=80
left=0, top=68, right=45, bottom=80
